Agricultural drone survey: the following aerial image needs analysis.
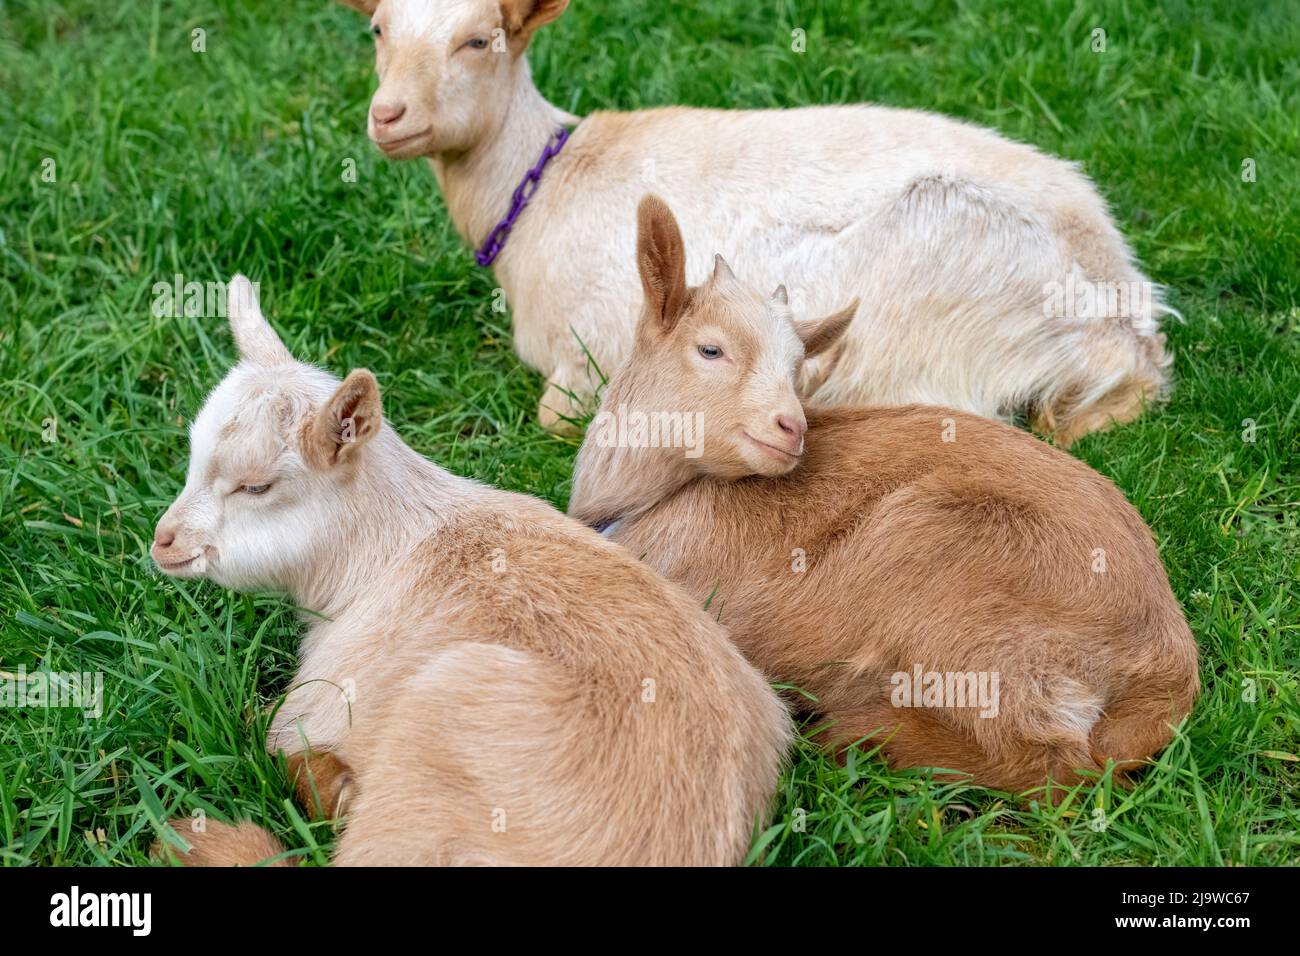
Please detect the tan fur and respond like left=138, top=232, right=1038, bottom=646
left=339, top=0, right=1175, bottom=445
left=152, top=276, right=790, bottom=866
left=301, top=369, right=383, bottom=469
left=1031, top=344, right=1164, bottom=446
left=569, top=200, right=1198, bottom=797
left=289, top=751, right=354, bottom=821
left=154, top=821, right=292, bottom=867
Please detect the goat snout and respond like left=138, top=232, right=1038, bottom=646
left=776, top=413, right=806, bottom=444
left=370, top=100, right=407, bottom=128
left=153, top=524, right=176, bottom=549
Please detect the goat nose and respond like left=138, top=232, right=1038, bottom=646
left=370, top=102, right=406, bottom=126
left=776, top=414, right=806, bottom=441
left=154, top=526, right=176, bottom=549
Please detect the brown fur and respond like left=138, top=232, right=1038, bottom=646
left=289, top=751, right=354, bottom=821
left=569, top=198, right=1199, bottom=797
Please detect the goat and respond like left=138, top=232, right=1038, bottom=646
left=337, top=0, right=1174, bottom=445
left=568, top=197, right=1198, bottom=796
left=151, top=275, right=790, bottom=865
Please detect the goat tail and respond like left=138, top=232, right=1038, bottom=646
left=1032, top=323, right=1173, bottom=448
left=1088, top=640, right=1200, bottom=781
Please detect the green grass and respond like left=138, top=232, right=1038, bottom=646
left=1, top=0, right=1297, bottom=866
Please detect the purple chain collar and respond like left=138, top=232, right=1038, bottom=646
left=474, top=126, right=570, bottom=267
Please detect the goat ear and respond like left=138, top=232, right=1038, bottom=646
left=635, top=194, right=689, bottom=333
left=228, top=275, right=293, bottom=367
left=771, top=284, right=789, bottom=305
left=337, top=0, right=379, bottom=14
left=303, top=369, right=383, bottom=469
left=795, top=298, right=858, bottom=358
left=502, top=0, right=568, bottom=46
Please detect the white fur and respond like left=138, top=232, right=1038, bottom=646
left=389, top=0, right=443, bottom=39
left=353, top=0, right=1173, bottom=440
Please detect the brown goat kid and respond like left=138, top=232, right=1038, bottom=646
left=569, top=197, right=1199, bottom=796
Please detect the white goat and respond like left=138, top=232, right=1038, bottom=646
left=338, top=0, right=1174, bottom=444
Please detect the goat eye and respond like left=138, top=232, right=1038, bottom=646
left=698, top=344, right=723, bottom=360
left=467, top=36, right=489, bottom=50
left=240, top=483, right=271, bottom=496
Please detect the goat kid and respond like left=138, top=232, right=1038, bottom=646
left=151, top=275, right=790, bottom=866
left=569, top=197, right=1199, bottom=796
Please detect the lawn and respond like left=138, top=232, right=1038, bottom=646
left=1, top=0, right=1297, bottom=866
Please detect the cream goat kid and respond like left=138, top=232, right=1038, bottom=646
left=568, top=197, right=1198, bottom=796
left=150, top=276, right=789, bottom=866
left=338, top=0, right=1174, bottom=445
